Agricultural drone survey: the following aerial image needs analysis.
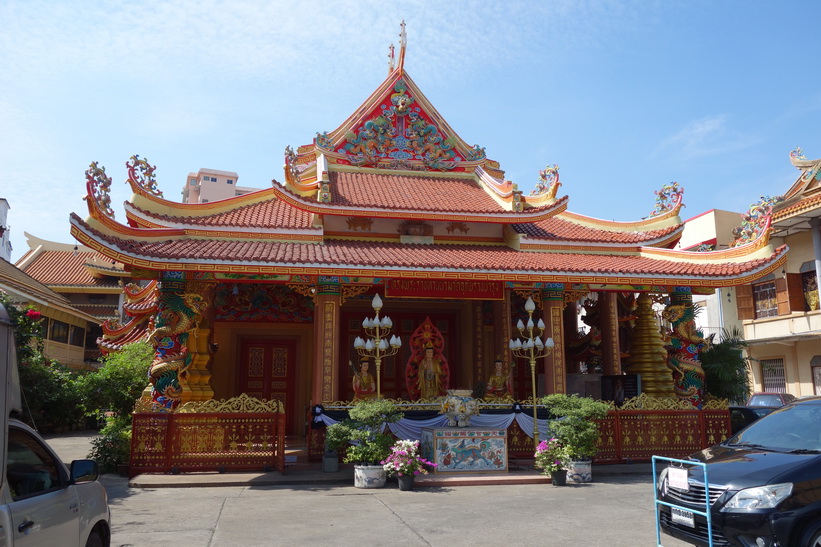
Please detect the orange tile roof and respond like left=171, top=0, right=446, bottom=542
left=0, top=258, right=73, bottom=306
left=326, top=172, right=507, bottom=213
left=514, top=217, right=682, bottom=245
left=73, top=215, right=783, bottom=282
left=18, top=250, right=122, bottom=287
left=129, top=199, right=317, bottom=230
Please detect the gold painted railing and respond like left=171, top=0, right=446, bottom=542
left=310, top=394, right=730, bottom=464
left=130, top=394, right=286, bottom=477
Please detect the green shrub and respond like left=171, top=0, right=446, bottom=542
left=326, top=399, right=404, bottom=465
left=540, top=393, right=610, bottom=460
left=88, top=418, right=132, bottom=473
left=76, top=340, right=153, bottom=419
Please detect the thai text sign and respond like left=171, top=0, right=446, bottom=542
left=386, top=279, right=504, bottom=300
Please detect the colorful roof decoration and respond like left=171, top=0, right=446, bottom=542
left=98, top=281, right=158, bottom=354
left=67, top=25, right=785, bottom=292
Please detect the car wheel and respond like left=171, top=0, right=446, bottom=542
left=85, top=529, right=105, bottom=547
left=800, top=521, right=821, bottom=547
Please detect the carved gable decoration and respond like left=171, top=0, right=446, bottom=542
left=346, top=217, right=373, bottom=232
left=397, top=220, right=433, bottom=236
left=328, top=78, right=485, bottom=171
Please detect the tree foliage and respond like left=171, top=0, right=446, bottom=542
left=700, top=326, right=753, bottom=404
left=76, top=341, right=153, bottom=418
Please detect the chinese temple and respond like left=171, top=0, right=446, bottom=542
left=69, top=26, right=785, bottom=450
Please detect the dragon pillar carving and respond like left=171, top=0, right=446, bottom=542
left=662, top=297, right=711, bottom=409
left=148, top=286, right=210, bottom=410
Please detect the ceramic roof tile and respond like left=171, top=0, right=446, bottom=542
left=0, top=258, right=73, bottom=306
left=19, top=250, right=123, bottom=287
left=131, top=199, right=317, bottom=230
left=84, top=222, right=780, bottom=279
left=328, top=172, right=508, bottom=213
left=513, top=217, right=681, bottom=244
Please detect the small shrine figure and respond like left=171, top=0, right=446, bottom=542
left=485, top=359, right=512, bottom=400
left=404, top=317, right=450, bottom=400
left=351, top=357, right=377, bottom=400
left=417, top=344, right=444, bottom=400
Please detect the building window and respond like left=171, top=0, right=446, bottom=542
left=189, top=178, right=197, bottom=186
left=227, top=179, right=234, bottom=184
left=752, top=281, right=778, bottom=318
left=760, top=358, right=787, bottom=393
left=50, top=320, right=69, bottom=344
left=814, top=365, right=821, bottom=396
left=801, top=270, right=818, bottom=311
left=69, top=326, right=85, bottom=347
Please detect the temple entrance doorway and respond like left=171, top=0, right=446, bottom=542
left=237, top=338, right=297, bottom=434
left=340, top=309, right=459, bottom=400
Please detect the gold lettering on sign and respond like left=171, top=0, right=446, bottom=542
left=551, top=306, right=565, bottom=393
left=322, top=302, right=336, bottom=401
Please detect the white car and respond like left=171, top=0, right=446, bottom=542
left=0, top=419, right=111, bottom=546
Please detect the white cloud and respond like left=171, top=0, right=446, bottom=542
left=652, top=115, right=761, bottom=162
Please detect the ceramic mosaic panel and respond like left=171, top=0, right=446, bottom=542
left=421, top=427, right=507, bottom=473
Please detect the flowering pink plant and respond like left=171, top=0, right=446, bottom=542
left=381, top=440, right=436, bottom=477
left=534, top=437, right=571, bottom=474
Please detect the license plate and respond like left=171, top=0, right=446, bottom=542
left=670, top=507, right=695, bottom=528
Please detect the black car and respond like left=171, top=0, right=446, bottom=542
left=657, top=397, right=821, bottom=546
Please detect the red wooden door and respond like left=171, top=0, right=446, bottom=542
left=238, top=339, right=295, bottom=431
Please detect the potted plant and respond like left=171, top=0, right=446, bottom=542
left=533, top=437, right=571, bottom=486
left=325, top=398, right=404, bottom=488
left=381, top=439, right=436, bottom=491
left=540, top=393, right=610, bottom=483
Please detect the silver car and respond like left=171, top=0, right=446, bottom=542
left=1, top=419, right=111, bottom=546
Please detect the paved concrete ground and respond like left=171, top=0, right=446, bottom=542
left=44, top=431, right=694, bottom=547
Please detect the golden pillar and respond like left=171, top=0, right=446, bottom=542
left=312, top=282, right=341, bottom=403
left=542, top=287, right=566, bottom=394
left=183, top=281, right=216, bottom=403
left=600, top=292, right=622, bottom=375
left=625, top=293, right=674, bottom=397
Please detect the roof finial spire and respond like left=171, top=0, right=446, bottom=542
left=388, top=42, right=395, bottom=74
left=398, top=20, right=407, bottom=72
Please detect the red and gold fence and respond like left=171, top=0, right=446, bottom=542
left=593, top=409, right=730, bottom=463
left=130, top=394, right=286, bottom=477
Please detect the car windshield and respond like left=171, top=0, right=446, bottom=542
left=725, top=403, right=821, bottom=451
left=748, top=394, right=784, bottom=406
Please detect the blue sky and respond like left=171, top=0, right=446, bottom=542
left=1, top=0, right=820, bottom=261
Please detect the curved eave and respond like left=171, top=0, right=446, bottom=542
left=123, top=202, right=322, bottom=241
left=640, top=234, right=780, bottom=264
left=77, top=210, right=321, bottom=244
left=773, top=192, right=821, bottom=222
left=127, top=181, right=277, bottom=218
left=520, top=223, right=684, bottom=252
left=272, top=182, right=569, bottom=223
left=559, top=201, right=683, bottom=232
left=70, top=226, right=787, bottom=289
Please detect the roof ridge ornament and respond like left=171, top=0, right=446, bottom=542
left=388, top=42, right=395, bottom=75
left=647, top=182, right=684, bottom=218
left=126, top=155, right=163, bottom=198
left=84, top=161, right=116, bottom=219
left=730, top=195, right=783, bottom=247
left=530, top=164, right=561, bottom=198
left=398, top=20, right=407, bottom=72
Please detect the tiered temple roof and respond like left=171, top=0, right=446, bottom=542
left=68, top=41, right=786, bottom=290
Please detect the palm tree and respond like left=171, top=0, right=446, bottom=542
left=700, top=326, right=754, bottom=404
